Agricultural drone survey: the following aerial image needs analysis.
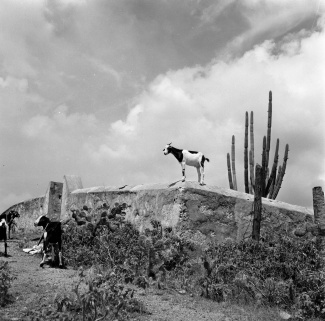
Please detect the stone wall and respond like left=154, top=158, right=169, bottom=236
left=43, top=181, right=63, bottom=221
left=2, top=179, right=314, bottom=246
left=61, top=175, right=83, bottom=220
left=66, top=181, right=313, bottom=247
left=2, top=196, right=44, bottom=231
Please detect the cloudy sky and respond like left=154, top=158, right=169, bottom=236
left=0, top=0, right=324, bottom=212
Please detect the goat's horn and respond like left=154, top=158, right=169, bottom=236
left=168, top=142, right=172, bottom=145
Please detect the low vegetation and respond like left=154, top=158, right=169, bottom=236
left=200, top=235, right=325, bottom=319
left=5, top=202, right=323, bottom=320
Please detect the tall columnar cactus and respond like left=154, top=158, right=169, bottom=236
left=261, top=136, right=267, bottom=196
left=273, top=165, right=282, bottom=196
left=265, top=138, right=279, bottom=197
left=271, top=144, right=289, bottom=199
left=249, top=150, right=253, bottom=194
left=244, top=112, right=249, bottom=193
left=252, top=164, right=262, bottom=241
left=266, top=91, right=272, bottom=169
left=250, top=111, right=255, bottom=192
left=231, top=135, right=237, bottom=190
left=226, top=91, right=289, bottom=200
left=227, top=153, right=234, bottom=189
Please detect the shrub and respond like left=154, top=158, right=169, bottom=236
left=62, top=205, right=195, bottom=289
left=198, top=235, right=325, bottom=319
left=24, top=266, right=146, bottom=321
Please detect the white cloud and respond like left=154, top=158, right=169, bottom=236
left=199, top=0, right=236, bottom=24
left=21, top=105, right=99, bottom=143
left=221, top=0, right=325, bottom=58
left=111, top=104, right=144, bottom=137
left=0, top=76, right=28, bottom=92
left=22, top=114, right=54, bottom=138
left=88, top=57, right=124, bottom=86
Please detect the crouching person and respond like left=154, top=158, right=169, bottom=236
left=34, top=215, right=63, bottom=268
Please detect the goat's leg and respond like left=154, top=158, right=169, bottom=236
left=40, top=252, right=47, bottom=267
left=200, top=166, right=205, bottom=185
left=196, top=167, right=201, bottom=183
left=58, top=242, right=63, bottom=268
left=58, top=252, right=63, bottom=268
left=40, top=241, right=47, bottom=267
left=181, top=163, right=186, bottom=182
left=4, top=240, right=8, bottom=257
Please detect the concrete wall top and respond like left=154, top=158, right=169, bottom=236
left=1, top=196, right=44, bottom=214
left=71, top=181, right=313, bottom=217
left=1, top=196, right=44, bottom=230
left=63, top=175, right=83, bottom=193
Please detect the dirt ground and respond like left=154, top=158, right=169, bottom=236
left=0, top=236, right=281, bottom=321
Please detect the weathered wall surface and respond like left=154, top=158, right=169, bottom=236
left=66, top=181, right=313, bottom=246
left=2, top=179, right=313, bottom=245
left=43, top=181, right=63, bottom=221
left=2, top=196, right=44, bottom=231
left=61, top=175, right=83, bottom=220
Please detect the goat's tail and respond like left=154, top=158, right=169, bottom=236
left=206, top=157, right=210, bottom=162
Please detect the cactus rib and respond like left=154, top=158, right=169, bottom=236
left=261, top=136, right=267, bottom=196
left=266, top=138, right=279, bottom=197
left=250, top=111, right=255, bottom=192
left=227, top=153, right=234, bottom=189
left=244, top=112, right=249, bottom=193
left=231, top=135, right=237, bottom=190
left=272, top=144, right=289, bottom=199
left=266, top=91, right=272, bottom=170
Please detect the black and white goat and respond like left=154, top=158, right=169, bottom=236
left=0, top=210, right=20, bottom=239
left=34, top=215, right=63, bottom=268
left=163, top=143, right=210, bottom=185
left=0, top=218, right=8, bottom=256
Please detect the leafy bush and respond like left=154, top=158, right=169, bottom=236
left=0, top=261, right=16, bottom=307
left=24, top=266, right=145, bottom=321
left=198, top=235, right=325, bottom=319
left=62, top=204, right=195, bottom=289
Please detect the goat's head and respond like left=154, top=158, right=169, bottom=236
left=0, top=218, right=8, bottom=228
left=34, top=215, right=50, bottom=228
left=163, top=142, right=172, bottom=155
